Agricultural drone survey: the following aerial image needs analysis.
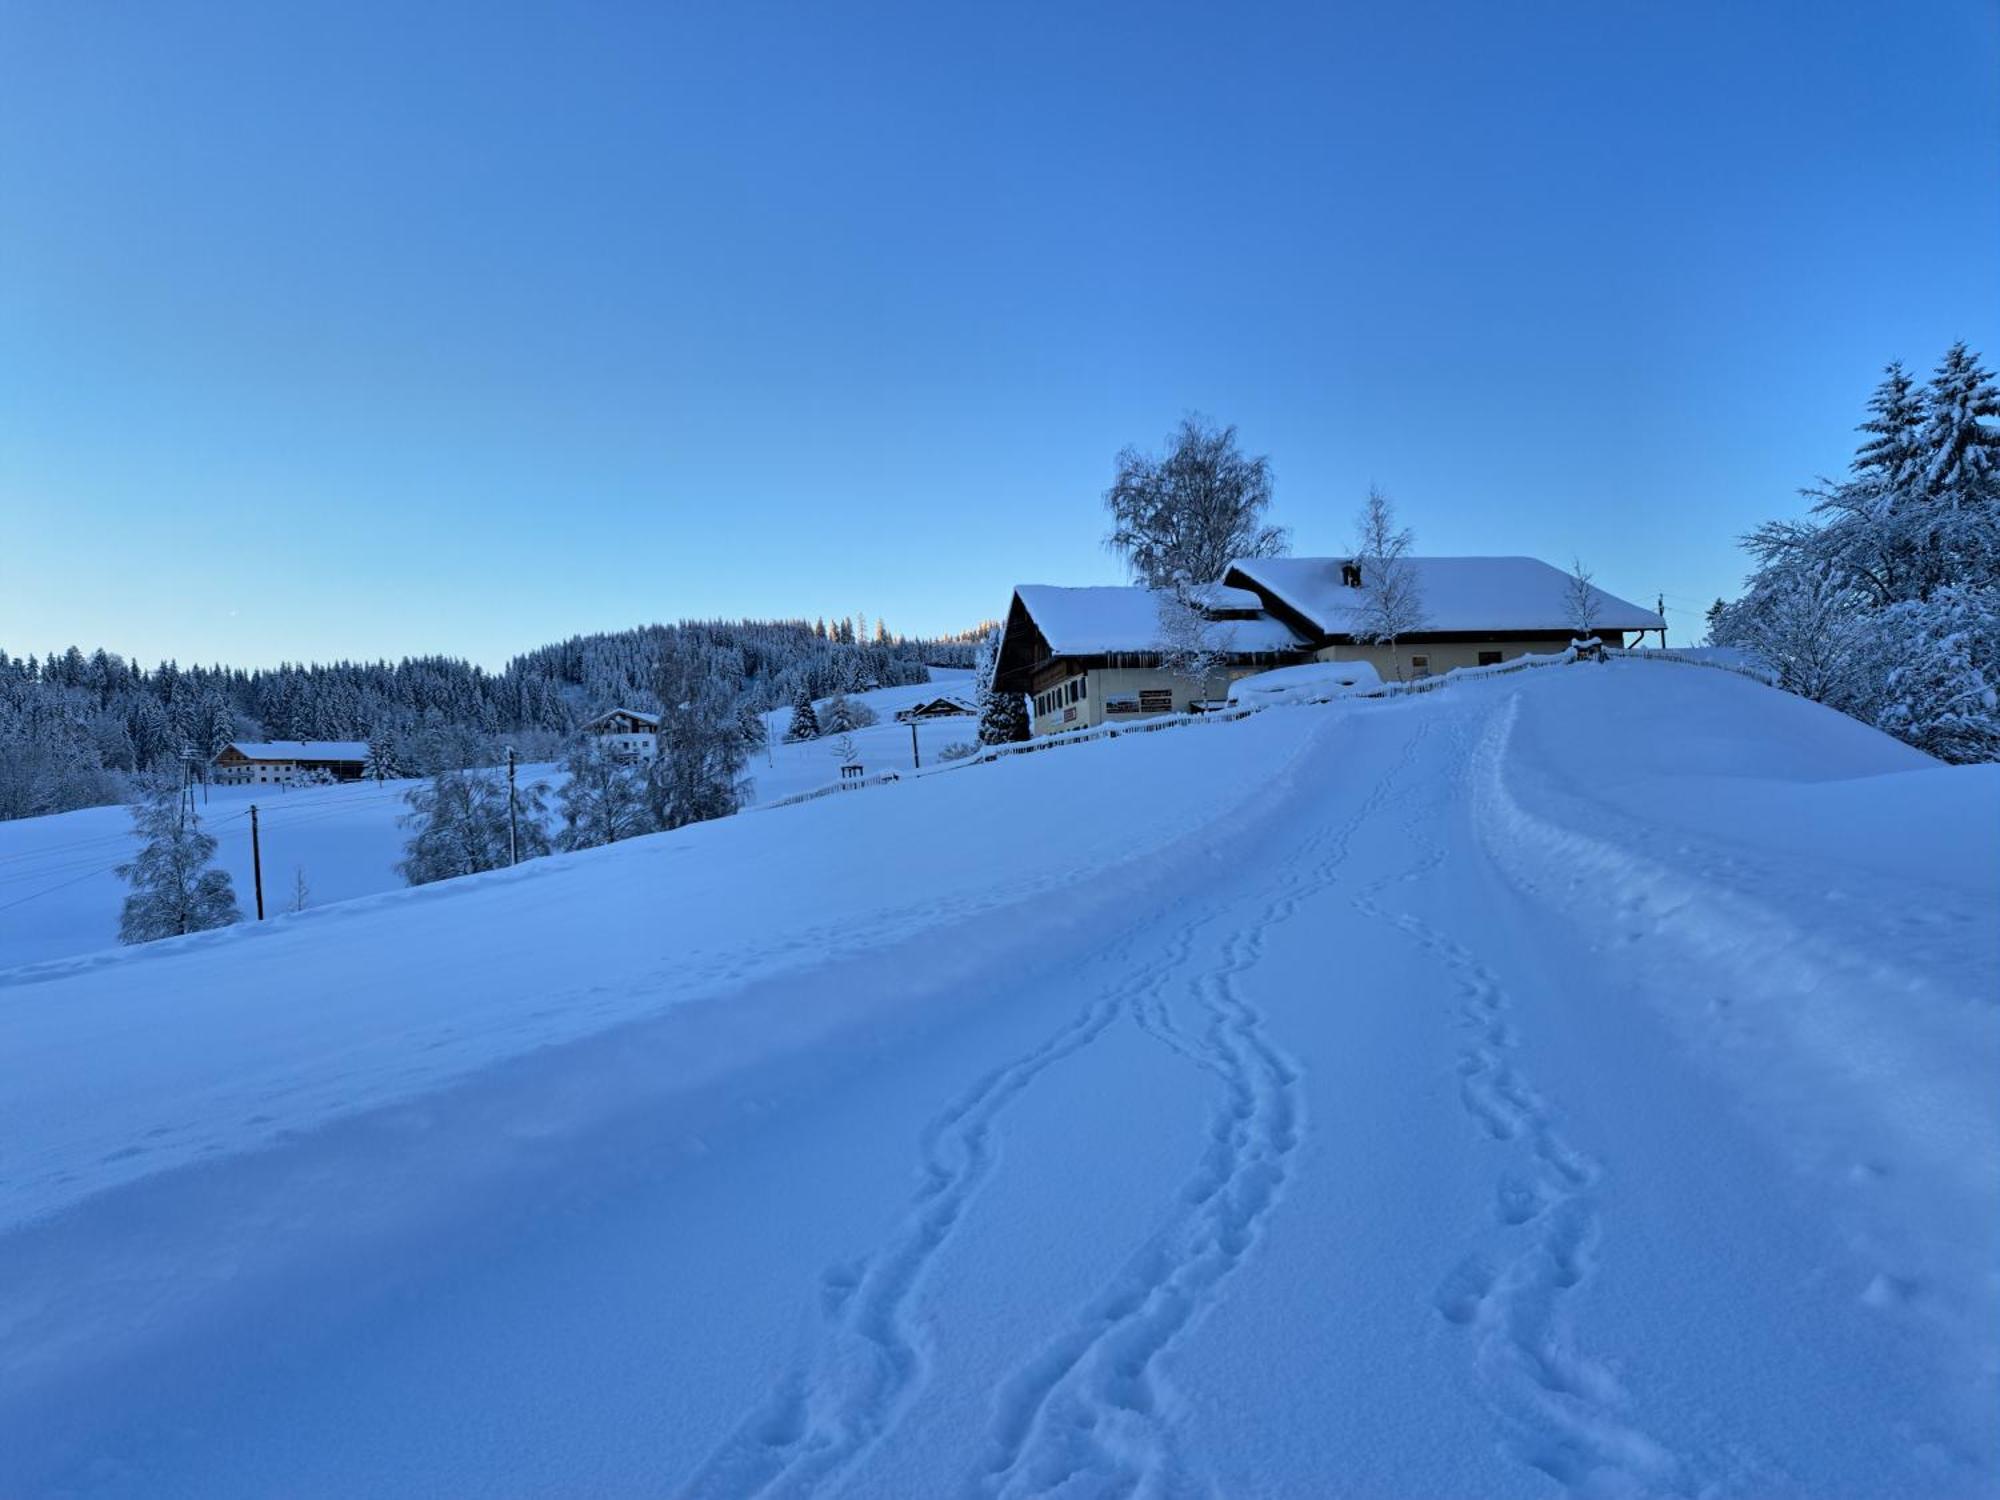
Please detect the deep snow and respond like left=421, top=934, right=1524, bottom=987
left=0, top=671, right=975, bottom=972
left=1, top=661, right=1994, bottom=1498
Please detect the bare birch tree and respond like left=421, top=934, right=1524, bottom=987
left=1354, top=487, right=1426, bottom=679
left=1155, top=588, right=1230, bottom=701
left=1106, top=415, right=1288, bottom=589
left=1565, top=557, right=1601, bottom=640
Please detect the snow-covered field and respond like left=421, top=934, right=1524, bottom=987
left=2, top=662, right=1995, bottom=1497
left=0, top=671, right=975, bottom=972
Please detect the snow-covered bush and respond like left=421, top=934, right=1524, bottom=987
left=1867, top=587, right=2000, bottom=763
left=556, top=739, right=651, bottom=852
left=398, top=770, right=551, bottom=885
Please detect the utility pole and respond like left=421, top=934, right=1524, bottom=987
left=250, top=803, right=266, bottom=921
left=506, top=747, right=520, bottom=867
left=1657, top=593, right=1668, bottom=650
left=910, top=720, right=921, bottom=770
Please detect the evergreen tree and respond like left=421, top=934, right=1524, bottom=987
left=822, top=691, right=856, bottom=734
left=1921, top=341, right=2000, bottom=500
left=556, top=739, right=650, bottom=851
left=1854, top=361, right=1927, bottom=487
left=117, top=776, right=241, bottom=943
left=365, top=730, right=398, bottom=782
left=974, top=630, right=1029, bottom=746
left=645, top=641, right=749, bottom=831
left=784, top=686, right=821, bottom=742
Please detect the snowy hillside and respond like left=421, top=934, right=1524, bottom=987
left=2, top=661, right=1995, bottom=1498
left=0, top=672, right=973, bottom=972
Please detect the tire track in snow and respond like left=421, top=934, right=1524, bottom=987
left=1354, top=702, right=1703, bottom=1499
left=970, top=717, right=1436, bottom=1500
left=673, top=911, right=1222, bottom=1500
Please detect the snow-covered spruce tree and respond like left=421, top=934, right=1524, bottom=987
left=821, top=692, right=859, bottom=735
left=117, top=775, right=241, bottom=943
left=973, top=629, right=1029, bottom=746
left=1921, top=341, right=2000, bottom=502
left=645, top=641, right=749, bottom=832
left=736, top=703, right=770, bottom=755
left=397, top=769, right=550, bottom=886
left=364, top=730, right=398, bottom=782
left=194, top=694, right=235, bottom=784
left=1105, top=414, right=1288, bottom=589
left=1354, top=486, right=1427, bottom=680
left=1717, top=342, right=1999, bottom=759
left=556, top=738, right=650, bottom=851
left=784, top=686, right=820, bottom=742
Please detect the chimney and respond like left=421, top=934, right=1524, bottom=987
left=1341, top=561, right=1363, bottom=588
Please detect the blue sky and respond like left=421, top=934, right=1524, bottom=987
left=3, top=1, right=1996, bottom=669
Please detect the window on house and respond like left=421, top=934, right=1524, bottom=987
left=1478, top=651, right=1503, bottom=666
left=1410, top=654, right=1431, bottom=677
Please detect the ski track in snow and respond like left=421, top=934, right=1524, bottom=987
left=1355, top=703, right=1716, bottom=1499
left=678, top=718, right=1427, bottom=1500
left=967, top=717, right=1433, bottom=1500
left=672, top=907, right=1224, bottom=1500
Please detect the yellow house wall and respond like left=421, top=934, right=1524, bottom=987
left=1314, top=634, right=1623, bottom=681
left=1026, top=664, right=1265, bottom=736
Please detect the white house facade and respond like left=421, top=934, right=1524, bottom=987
left=210, top=740, right=371, bottom=785
left=581, top=708, right=661, bottom=762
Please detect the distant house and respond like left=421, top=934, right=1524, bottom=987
left=581, top=708, right=660, bottom=762
left=894, top=695, right=976, bottom=722
left=211, top=740, right=370, bottom=785
left=992, top=557, right=1665, bottom=738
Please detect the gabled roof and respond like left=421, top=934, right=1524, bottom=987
left=222, top=740, right=370, bottom=762
left=583, top=707, right=660, bottom=730
left=1182, top=581, right=1266, bottom=613
left=992, top=584, right=1308, bottom=690
left=1010, top=586, right=1305, bottom=656
left=1223, top=556, right=1664, bottom=637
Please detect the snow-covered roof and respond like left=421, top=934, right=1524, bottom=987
left=1224, top=556, right=1665, bottom=636
left=223, top=740, right=370, bottom=762
left=584, top=708, right=660, bottom=730
left=1010, top=585, right=1307, bottom=656
left=1183, top=581, right=1266, bottom=613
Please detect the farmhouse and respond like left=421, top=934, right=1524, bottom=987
left=993, top=557, right=1665, bottom=737
left=581, top=708, right=660, bottom=762
left=894, top=694, right=976, bottom=722
left=990, top=584, right=1312, bottom=735
left=211, top=740, right=370, bottom=785
left=1223, top=556, right=1665, bottom=679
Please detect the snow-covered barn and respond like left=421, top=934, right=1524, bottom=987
left=581, top=708, right=660, bottom=763
left=992, top=557, right=1665, bottom=737
left=211, top=741, right=371, bottom=785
